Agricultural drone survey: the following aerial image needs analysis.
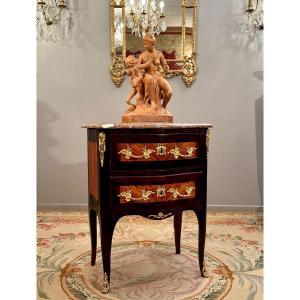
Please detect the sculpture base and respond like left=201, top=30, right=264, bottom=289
left=122, top=113, right=173, bottom=123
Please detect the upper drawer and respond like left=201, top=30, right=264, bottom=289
left=109, top=132, right=206, bottom=172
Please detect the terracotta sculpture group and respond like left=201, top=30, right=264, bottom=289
left=122, top=33, right=173, bottom=123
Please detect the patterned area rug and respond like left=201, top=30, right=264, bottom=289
left=37, top=211, right=263, bottom=300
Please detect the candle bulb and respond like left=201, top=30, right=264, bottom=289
left=130, top=0, right=134, bottom=14
left=141, top=0, right=146, bottom=14
left=159, top=0, right=165, bottom=14
left=248, top=0, right=254, bottom=9
left=246, top=0, right=254, bottom=13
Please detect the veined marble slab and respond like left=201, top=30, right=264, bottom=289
left=81, top=123, right=213, bottom=129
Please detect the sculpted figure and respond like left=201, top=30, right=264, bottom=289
left=125, top=55, right=144, bottom=112
left=122, top=33, right=173, bottom=123
left=137, top=33, right=172, bottom=111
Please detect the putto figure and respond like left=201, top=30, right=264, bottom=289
left=124, top=55, right=144, bottom=112
left=122, top=33, right=173, bottom=123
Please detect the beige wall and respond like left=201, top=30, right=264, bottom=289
left=37, top=0, right=263, bottom=209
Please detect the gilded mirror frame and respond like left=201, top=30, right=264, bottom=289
left=110, top=0, right=198, bottom=87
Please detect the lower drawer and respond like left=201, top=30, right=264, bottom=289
left=109, top=172, right=205, bottom=215
left=118, top=181, right=196, bottom=204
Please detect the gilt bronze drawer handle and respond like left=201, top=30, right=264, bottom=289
left=118, top=144, right=197, bottom=160
left=119, top=185, right=195, bottom=202
left=98, top=132, right=106, bottom=167
left=168, top=146, right=197, bottom=159
left=206, top=129, right=210, bottom=159
left=148, top=212, right=173, bottom=219
left=118, top=146, right=155, bottom=160
left=167, top=186, right=195, bottom=199
left=118, top=189, right=154, bottom=202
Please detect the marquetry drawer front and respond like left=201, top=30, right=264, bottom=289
left=118, top=181, right=196, bottom=204
left=110, top=132, right=206, bottom=172
left=110, top=172, right=204, bottom=215
left=117, top=142, right=198, bottom=162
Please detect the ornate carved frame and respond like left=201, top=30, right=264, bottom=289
left=110, top=0, right=198, bottom=87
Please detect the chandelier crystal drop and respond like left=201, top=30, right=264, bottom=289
left=127, top=0, right=167, bottom=37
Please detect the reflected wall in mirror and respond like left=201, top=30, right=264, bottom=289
left=110, top=0, right=198, bottom=87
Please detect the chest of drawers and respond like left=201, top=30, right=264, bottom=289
left=82, top=123, right=212, bottom=293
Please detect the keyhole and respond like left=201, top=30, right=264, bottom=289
left=156, top=145, right=166, bottom=156
left=157, top=187, right=166, bottom=197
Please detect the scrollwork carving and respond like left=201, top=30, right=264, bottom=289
left=98, top=132, right=106, bottom=167
left=168, top=145, right=197, bottom=159
left=110, top=55, right=126, bottom=87
left=118, top=146, right=155, bottom=160
left=206, top=128, right=210, bottom=159
left=118, top=189, right=154, bottom=202
left=167, top=186, right=195, bottom=199
left=182, top=52, right=197, bottom=87
left=118, top=144, right=197, bottom=160
left=148, top=212, right=173, bottom=219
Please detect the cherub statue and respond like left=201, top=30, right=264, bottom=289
left=124, top=55, right=144, bottom=112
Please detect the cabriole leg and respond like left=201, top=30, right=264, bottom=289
left=99, top=218, right=118, bottom=293
left=194, top=209, right=208, bottom=277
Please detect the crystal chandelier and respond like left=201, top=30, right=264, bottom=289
left=240, top=0, right=264, bottom=38
left=36, top=0, right=73, bottom=43
left=127, top=0, right=167, bottom=37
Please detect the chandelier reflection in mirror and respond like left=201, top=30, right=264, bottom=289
left=36, top=0, right=74, bottom=43
left=127, top=0, right=167, bottom=37
left=115, top=17, right=124, bottom=48
left=240, top=0, right=264, bottom=39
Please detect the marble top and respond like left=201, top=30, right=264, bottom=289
left=81, top=123, right=213, bottom=129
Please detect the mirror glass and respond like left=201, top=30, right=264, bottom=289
left=184, top=8, right=194, bottom=58
left=125, top=0, right=186, bottom=72
left=114, top=7, right=124, bottom=56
